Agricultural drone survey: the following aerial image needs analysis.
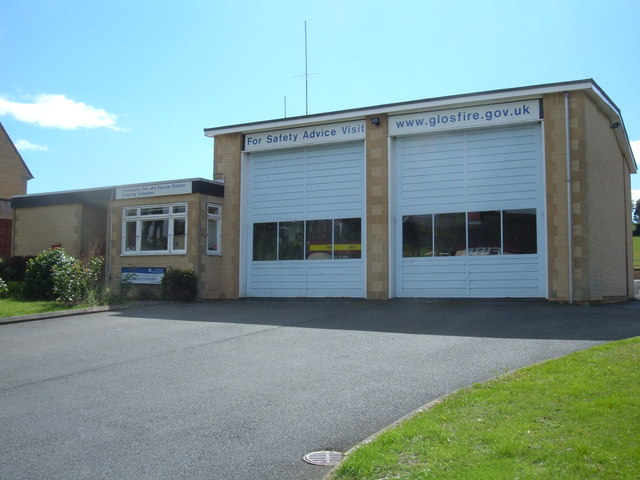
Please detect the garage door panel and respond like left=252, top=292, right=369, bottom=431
left=247, top=142, right=365, bottom=298
left=467, top=174, right=537, bottom=187
left=395, top=123, right=545, bottom=298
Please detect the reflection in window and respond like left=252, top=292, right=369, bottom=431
left=468, top=211, right=501, bottom=255
left=403, top=214, right=433, bottom=257
left=306, top=219, right=332, bottom=260
left=253, top=222, right=277, bottom=260
left=279, top=221, right=304, bottom=260
left=334, top=218, right=361, bottom=259
left=173, top=218, right=186, bottom=250
left=503, top=209, right=537, bottom=254
left=141, top=219, right=169, bottom=251
left=435, top=213, right=466, bottom=256
left=207, top=204, right=221, bottom=254
left=125, top=221, right=137, bottom=251
left=252, top=218, right=363, bottom=261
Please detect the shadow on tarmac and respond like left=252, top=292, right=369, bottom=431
left=111, top=298, right=640, bottom=342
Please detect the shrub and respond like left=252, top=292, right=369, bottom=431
left=24, top=248, right=76, bottom=300
left=7, top=281, right=26, bottom=299
left=52, top=259, right=89, bottom=305
left=0, top=277, right=8, bottom=298
left=161, top=268, right=198, bottom=302
left=0, top=256, right=34, bottom=282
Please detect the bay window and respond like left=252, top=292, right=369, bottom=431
left=122, top=203, right=188, bottom=255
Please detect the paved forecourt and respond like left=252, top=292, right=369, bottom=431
left=1, top=299, right=640, bottom=480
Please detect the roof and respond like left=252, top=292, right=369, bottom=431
left=203, top=78, right=636, bottom=174
left=11, top=178, right=224, bottom=209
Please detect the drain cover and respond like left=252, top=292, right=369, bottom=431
left=303, top=450, right=343, bottom=466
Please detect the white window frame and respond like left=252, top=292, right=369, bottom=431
left=121, top=203, right=188, bottom=255
left=207, top=203, right=222, bottom=255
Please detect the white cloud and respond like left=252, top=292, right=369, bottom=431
left=14, top=139, right=49, bottom=152
left=0, top=94, right=122, bottom=131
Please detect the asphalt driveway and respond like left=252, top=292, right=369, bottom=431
left=2, top=299, right=640, bottom=480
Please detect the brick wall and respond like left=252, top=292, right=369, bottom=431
left=13, top=204, right=83, bottom=257
left=581, top=94, right=632, bottom=299
left=365, top=114, right=389, bottom=299
left=543, top=91, right=633, bottom=302
left=212, top=134, right=243, bottom=298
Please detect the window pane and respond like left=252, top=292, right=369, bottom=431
left=141, top=219, right=168, bottom=251
left=124, top=208, right=137, bottom=217
left=125, top=221, right=137, bottom=251
left=253, top=222, right=277, bottom=261
left=207, top=218, right=218, bottom=252
left=278, top=221, right=304, bottom=260
left=435, top=213, right=466, bottom=256
left=141, top=206, right=169, bottom=216
left=208, top=205, right=219, bottom=216
left=172, top=205, right=187, bottom=214
left=173, top=218, right=186, bottom=250
left=503, top=209, right=537, bottom=254
left=403, top=214, right=433, bottom=257
left=334, top=218, right=361, bottom=259
left=306, top=219, right=332, bottom=260
left=468, top=211, right=501, bottom=255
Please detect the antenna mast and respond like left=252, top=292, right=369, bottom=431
left=304, top=20, right=308, bottom=115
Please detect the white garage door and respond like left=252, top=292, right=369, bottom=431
left=394, top=123, right=546, bottom=298
left=245, top=141, right=365, bottom=297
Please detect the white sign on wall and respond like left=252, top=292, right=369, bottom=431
left=389, top=99, right=541, bottom=136
left=121, top=267, right=166, bottom=284
left=244, top=120, right=366, bottom=152
left=115, top=181, right=193, bottom=199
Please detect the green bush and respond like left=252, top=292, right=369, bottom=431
left=0, top=277, right=8, bottom=298
left=0, top=256, right=34, bottom=282
left=52, top=259, right=89, bottom=305
left=161, top=268, right=198, bottom=302
left=24, top=248, right=76, bottom=300
left=7, top=281, right=26, bottom=299
left=23, top=248, right=105, bottom=305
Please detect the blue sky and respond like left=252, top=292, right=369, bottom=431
left=1, top=0, right=639, bottom=199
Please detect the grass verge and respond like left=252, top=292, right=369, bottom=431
left=331, top=337, right=640, bottom=480
left=634, top=236, right=639, bottom=268
left=0, top=298, right=90, bottom=318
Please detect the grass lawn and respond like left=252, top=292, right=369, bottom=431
left=634, top=236, right=640, bottom=268
left=0, top=298, right=89, bottom=318
left=332, top=337, right=640, bottom=480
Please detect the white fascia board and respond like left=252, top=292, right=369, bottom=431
left=203, top=80, right=597, bottom=137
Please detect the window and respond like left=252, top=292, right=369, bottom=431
left=402, top=210, right=537, bottom=257
left=402, top=214, right=433, bottom=257
left=279, top=221, right=304, bottom=260
left=121, top=203, right=187, bottom=255
left=435, top=213, right=466, bottom=256
left=253, top=218, right=362, bottom=261
left=253, top=222, right=277, bottom=260
left=503, top=209, right=537, bottom=254
left=468, top=211, right=501, bottom=255
left=207, top=204, right=222, bottom=254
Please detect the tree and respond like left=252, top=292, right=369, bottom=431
left=633, top=198, right=640, bottom=236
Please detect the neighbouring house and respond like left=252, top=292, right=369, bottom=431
left=0, top=122, right=34, bottom=259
